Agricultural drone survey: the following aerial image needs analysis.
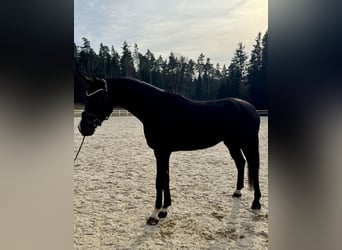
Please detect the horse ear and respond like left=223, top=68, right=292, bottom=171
left=81, top=74, right=94, bottom=88
left=82, top=74, right=91, bottom=82
left=91, top=73, right=102, bottom=82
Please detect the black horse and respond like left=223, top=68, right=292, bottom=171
left=78, top=75, right=261, bottom=225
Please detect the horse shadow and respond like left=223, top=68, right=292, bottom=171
left=221, top=197, right=266, bottom=248
left=127, top=221, right=161, bottom=249
left=228, top=197, right=242, bottom=222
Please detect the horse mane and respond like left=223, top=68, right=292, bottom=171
left=109, top=77, right=164, bottom=92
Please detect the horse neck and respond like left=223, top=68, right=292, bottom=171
left=107, top=78, right=162, bottom=122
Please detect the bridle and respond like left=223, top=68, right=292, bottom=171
left=81, top=111, right=108, bottom=128
left=75, top=79, right=111, bottom=162
left=82, top=79, right=112, bottom=129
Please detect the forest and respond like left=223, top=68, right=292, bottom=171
left=74, top=31, right=268, bottom=110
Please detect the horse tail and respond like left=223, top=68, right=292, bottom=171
left=248, top=165, right=254, bottom=191
left=246, top=136, right=259, bottom=191
left=245, top=129, right=260, bottom=192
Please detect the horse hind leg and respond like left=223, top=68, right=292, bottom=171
left=225, top=142, right=246, bottom=198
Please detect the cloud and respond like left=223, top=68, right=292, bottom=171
left=75, top=0, right=267, bottom=66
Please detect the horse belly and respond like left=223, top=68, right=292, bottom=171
left=143, top=110, right=232, bottom=151
left=150, top=130, right=224, bottom=151
left=172, top=139, right=221, bottom=151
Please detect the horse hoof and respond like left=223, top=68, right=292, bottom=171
left=158, top=211, right=168, bottom=218
left=251, top=201, right=261, bottom=210
left=147, top=217, right=159, bottom=225
left=232, top=192, right=242, bottom=198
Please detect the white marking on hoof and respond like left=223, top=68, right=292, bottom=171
left=151, top=208, right=161, bottom=219
left=233, top=189, right=242, bottom=198
left=234, top=189, right=241, bottom=195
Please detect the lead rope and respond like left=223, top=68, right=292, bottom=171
left=74, top=136, right=86, bottom=162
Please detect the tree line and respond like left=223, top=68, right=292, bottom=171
left=74, top=30, right=268, bottom=109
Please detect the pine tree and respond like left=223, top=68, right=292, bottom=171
left=260, top=30, right=268, bottom=109
left=177, top=56, right=187, bottom=95
left=98, top=43, right=110, bottom=78
left=210, top=63, right=222, bottom=99
left=110, top=46, right=120, bottom=77
left=145, top=49, right=156, bottom=84
left=203, top=57, right=213, bottom=99
left=184, top=59, right=196, bottom=98
left=195, top=53, right=205, bottom=99
left=120, top=41, right=136, bottom=77
left=247, top=32, right=263, bottom=104
left=217, top=64, right=228, bottom=99
left=220, top=42, right=248, bottom=99
left=79, top=37, right=98, bottom=74
left=155, top=55, right=165, bottom=88
left=133, top=43, right=141, bottom=79
left=165, top=52, right=178, bottom=90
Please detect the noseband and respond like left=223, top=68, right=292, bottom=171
left=82, top=111, right=107, bottom=128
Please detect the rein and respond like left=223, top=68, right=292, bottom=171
left=74, top=136, right=85, bottom=162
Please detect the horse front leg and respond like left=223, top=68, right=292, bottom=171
left=158, top=167, right=171, bottom=219
left=147, top=150, right=171, bottom=225
left=226, top=142, right=246, bottom=198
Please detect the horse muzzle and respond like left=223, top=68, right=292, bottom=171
left=78, top=113, right=97, bottom=136
left=78, top=118, right=95, bottom=136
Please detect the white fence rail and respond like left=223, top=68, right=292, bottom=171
left=111, top=110, right=133, bottom=116
left=74, top=109, right=132, bottom=117
left=257, top=110, right=268, bottom=116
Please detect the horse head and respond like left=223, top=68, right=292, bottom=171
left=78, top=74, right=112, bottom=136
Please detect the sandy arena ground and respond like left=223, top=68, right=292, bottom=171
left=74, top=116, right=268, bottom=249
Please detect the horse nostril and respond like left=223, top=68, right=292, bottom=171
left=93, top=119, right=101, bottom=127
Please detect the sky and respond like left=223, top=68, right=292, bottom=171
left=75, top=0, right=267, bottom=67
